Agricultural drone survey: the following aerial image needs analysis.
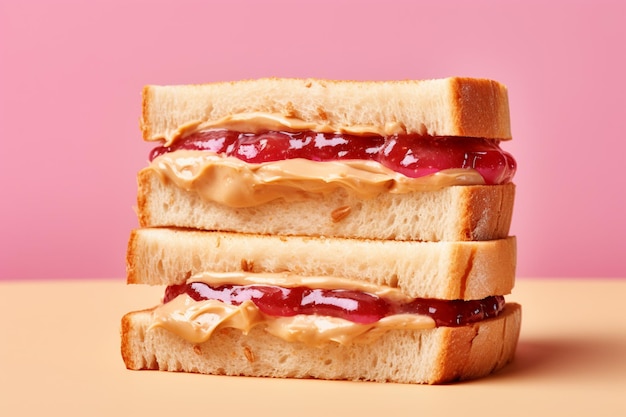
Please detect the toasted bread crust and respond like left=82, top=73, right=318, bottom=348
left=120, top=303, right=521, bottom=384
left=141, top=77, right=511, bottom=143
left=137, top=168, right=514, bottom=242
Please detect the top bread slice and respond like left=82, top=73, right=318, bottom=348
left=127, top=227, right=516, bottom=300
left=141, top=77, right=511, bottom=144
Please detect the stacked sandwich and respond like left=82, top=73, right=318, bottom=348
left=121, top=77, right=521, bottom=384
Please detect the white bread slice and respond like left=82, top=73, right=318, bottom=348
left=137, top=168, right=514, bottom=242
left=141, top=77, right=511, bottom=144
left=126, top=228, right=516, bottom=300
left=121, top=302, right=521, bottom=384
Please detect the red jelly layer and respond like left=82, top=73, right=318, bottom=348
left=149, top=130, right=516, bottom=184
left=163, top=282, right=505, bottom=327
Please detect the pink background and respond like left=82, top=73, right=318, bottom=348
left=1, top=0, right=624, bottom=280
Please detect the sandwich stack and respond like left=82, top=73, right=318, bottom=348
left=121, top=77, right=521, bottom=384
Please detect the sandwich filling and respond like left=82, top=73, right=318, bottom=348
left=149, top=129, right=516, bottom=183
left=146, top=130, right=515, bottom=208
left=149, top=272, right=506, bottom=346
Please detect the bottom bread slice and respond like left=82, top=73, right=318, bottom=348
left=121, top=303, right=521, bottom=384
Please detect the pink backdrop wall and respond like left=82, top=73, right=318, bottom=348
left=1, top=0, right=624, bottom=280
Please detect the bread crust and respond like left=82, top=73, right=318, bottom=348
left=137, top=168, right=515, bottom=242
left=120, top=303, right=521, bottom=384
left=141, top=77, right=511, bottom=143
left=126, top=228, right=516, bottom=300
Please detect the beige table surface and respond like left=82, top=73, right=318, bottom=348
left=1, top=278, right=625, bottom=416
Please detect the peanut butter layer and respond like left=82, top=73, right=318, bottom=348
left=150, top=272, right=436, bottom=346
left=147, top=150, right=485, bottom=208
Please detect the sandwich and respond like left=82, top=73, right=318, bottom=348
left=121, top=77, right=521, bottom=384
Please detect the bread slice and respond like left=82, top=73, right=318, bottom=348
left=126, top=228, right=516, bottom=300
left=141, top=77, right=511, bottom=144
left=137, top=167, right=515, bottom=241
left=121, top=302, right=521, bottom=384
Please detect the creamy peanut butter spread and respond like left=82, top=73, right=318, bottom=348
left=149, top=272, right=435, bottom=346
left=148, top=150, right=485, bottom=208
left=162, top=112, right=407, bottom=146
left=186, top=272, right=413, bottom=302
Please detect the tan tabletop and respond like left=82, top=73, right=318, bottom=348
left=1, top=278, right=625, bottom=416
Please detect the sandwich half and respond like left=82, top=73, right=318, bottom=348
left=121, top=77, right=521, bottom=384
